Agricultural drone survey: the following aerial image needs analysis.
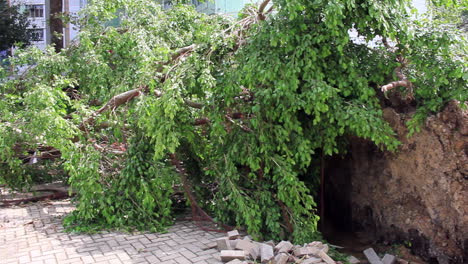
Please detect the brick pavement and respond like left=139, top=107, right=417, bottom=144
left=0, top=199, right=224, bottom=264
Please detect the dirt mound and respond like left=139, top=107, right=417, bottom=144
left=342, top=101, right=467, bottom=263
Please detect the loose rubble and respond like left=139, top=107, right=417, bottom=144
left=216, top=230, right=338, bottom=263
left=363, top=248, right=397, bottom=264
left=363, top=248, right=383, bottom=264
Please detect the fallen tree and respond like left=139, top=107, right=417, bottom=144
left=0, top=0, right=466, bottom=242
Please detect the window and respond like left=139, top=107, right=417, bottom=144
left=162, top=0, right=173, bottom=9
left=28, top=29, right=44, bottom=41
left=26, top=5, right=44, bottom=18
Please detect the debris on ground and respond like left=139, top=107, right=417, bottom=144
left=216, top=229, right=340, bottom=263
left=364, top=248, right=398, bottom=264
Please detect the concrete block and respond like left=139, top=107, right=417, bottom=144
left=275, top=241, right=294, bottom=253
left=289, top=254, right=299, bottom=263
left=396, top=258, right=409, bottom=264
left=274, top=253, right=289, bottom=264
left=363, top=248, right=383, bottom=264
left=220, top=250, right=246, bottom=262
left=226, top=260, right=243, bottom=264
left=382, top=254, right=396, bottom=264
left=308, top=241, right=323, bottom=247
left=216, top=237, right=232, bottom=250
left=293, top=247, right=320, bottom=257
left=265, top=240, right=276, bottom=247
left=202, top=242, right=218, bottom=250
left=227, top=230, right=240, bottom=240
left=260, top=243, right=274, bottom=263
left=318, top=250, right=336, bottom=264
left=302, top=256, right=323, bottom=264
left=243, top=236, right=252, bottom=241
left=347, top=255, right=360, bottom=264
left=235, top=240, right=259, bottom=260
left=229, top=239, right=239, bottom=249
left=321, top=244, right=329, bottom=253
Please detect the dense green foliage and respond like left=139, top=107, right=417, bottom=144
left=0, top=0, right=32, bottom=52
left=1, top=0, right=466, bottom=242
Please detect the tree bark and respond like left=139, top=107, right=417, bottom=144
left=49, top=0, right=63, bottom=52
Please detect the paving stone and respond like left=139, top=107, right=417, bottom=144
left=308, top=241, right=323, bottom=247
left=275, top=241, right=294, bottom=253
left=216, top=238, right=232, bottom=250
left=226, top=260, right=243, bottom=264
left=235, top=239, right=259, bottom=260
left=321, top=244, right=329, bottom=253
left=260, top=243, right=274, bottom=263
left=293, top=247, right=320, bottom=257
left=382, top=254, right=396, bottom=264
left=302, top=256, right=323, bottom=264
left=363, top=248, right=384, bottom=264
left=348, top=255, right=360, bottom=264
left=220, top=250, right=246, bottom=262
left=318, top=250, right=335, bottom=264
left=0, top=199, right=226, bottom=264
left=265, top=240, right=275, bottom=247
left=227, top=240, right=238, bottom=249
left=274, top=252, right=289, bottom=264
left=227, top=230, right=240, bottom=240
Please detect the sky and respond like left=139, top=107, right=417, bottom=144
left=413, top=0, right=428, bottom=14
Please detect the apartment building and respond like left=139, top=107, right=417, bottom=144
left=161, top=0, right=253, bottom=16
left=8, top=0, right=86, bottom=50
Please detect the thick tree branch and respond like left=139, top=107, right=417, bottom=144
left=79, top=88, right=143, bottom=131
left=277, top=200, right=294, bottom=235
left=381, top=56, right=413, bottom=94
left=183, top=99, right=203, bottom=109
left=171, top=44, right=197, bottom=61
left=381, top=80, right=412, bottom=93
left=257, top=0, right=271, bottom=20
left=258, top=0, right=271, bottom=14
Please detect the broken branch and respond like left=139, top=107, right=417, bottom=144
left=381, top=56, right=412, bottom=94
left=79, top=88, right=143, bottom=131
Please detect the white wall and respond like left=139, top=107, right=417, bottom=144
left=11, top=0, right=48, bottom=50
left=67, top=0, right=85, bottom=43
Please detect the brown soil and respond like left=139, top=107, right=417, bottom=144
left=326, top=101, right=467, bottom=264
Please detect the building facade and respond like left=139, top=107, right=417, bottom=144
left=9, top=0, right=86, bottom=50
left=161, top=0, right=253, bottom=16
left=194, top=0, right=252, bottom=16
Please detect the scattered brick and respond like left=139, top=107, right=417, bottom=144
left=302, top=256, right=324, bottom=264
left=348, top=255, right=360, bottom=264
left=226, top=259, right=243, bottom=264
left=220, top=250, right=246, bottom=262
left=260, top=243, right=274, bottom=263
left=321, top=244, right=329, bottom=253
left=216, top=238, right=232, bottom=251
left=382, top=254, right=396, bottom=264
left=227, top=230, right=240, bottom=240
left=275, top=241, right=294, bottom=253
left=293, top=246, right=320, bottom=257
left=274, top=253, right=289, bottom=264
left=235, top=240, right=259, bottom=260
left=229, top=240, right=239, bottom=249
left=363, top=248, right=384, bottom=264
left=265, top=240, right=275, bottom=247
left=318, top=250, right=336, bottom=264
